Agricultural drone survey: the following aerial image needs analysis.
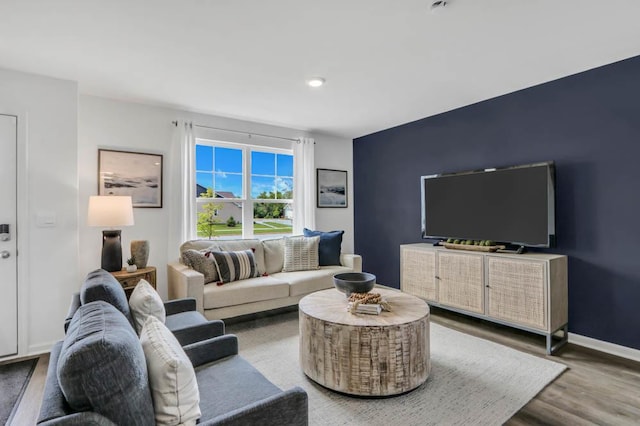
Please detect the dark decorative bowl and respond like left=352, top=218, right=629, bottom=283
left=333, top=272, right=376, bottom=297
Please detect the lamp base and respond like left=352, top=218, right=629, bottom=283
left=101, top=230, right=122, bottom=272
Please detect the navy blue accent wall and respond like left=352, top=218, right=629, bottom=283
left=354, top=55, right=640, bottom=350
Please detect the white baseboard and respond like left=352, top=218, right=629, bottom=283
left=569, top=333, right=640, bottom=363
left=28, top=341, right=55, bottom=356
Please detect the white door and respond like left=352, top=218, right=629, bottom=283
left=0, top=114, right=18, bottom=357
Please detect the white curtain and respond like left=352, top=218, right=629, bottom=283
left=293, top=137, right=315, bottom=233
left=177, top=121, right=196, bottom=242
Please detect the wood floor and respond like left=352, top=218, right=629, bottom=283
left=8, top=307, right=640, bottom=425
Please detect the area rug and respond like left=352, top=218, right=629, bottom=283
left=0, top=358, right=37, bottom=425
left=228, top=312, right=567, bottom=426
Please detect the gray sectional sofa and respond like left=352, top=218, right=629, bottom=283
left=38, top=269, right=308, bottom=426
left=168, top=238, right=362, bottom=320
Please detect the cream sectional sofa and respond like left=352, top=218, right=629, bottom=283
left=167, top=238, right=362, bottom=320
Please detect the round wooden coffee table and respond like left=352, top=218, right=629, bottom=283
left=299, top=287, right=430, bottom=396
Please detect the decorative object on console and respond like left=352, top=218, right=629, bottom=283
left=130, top=240, right=150, bottom=268
left=333, top=272, right=376, bottom=297
left=303, top=228, right=344, bottom=266
left=125, top=257, right=137, bottom=273
left=440, top=241, right=505, bottom=252
left=88, top=195, right=134, bottom=272
left=98, top=149, right=163, bottom=208
left=317, top=168, right=347, bottom=208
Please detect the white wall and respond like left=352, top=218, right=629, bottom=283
left=79, top=95, right=354, bottom=299
left=0, top=68, right=78, bottom=356
left=314, top=133, right=354, bottom=252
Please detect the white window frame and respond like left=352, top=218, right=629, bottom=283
left=194, top=138, right=294, bottom=239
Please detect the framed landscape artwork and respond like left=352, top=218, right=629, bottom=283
left=317, top=168, right=347, bottom=208
left=98, top=149, right=163, bottom=208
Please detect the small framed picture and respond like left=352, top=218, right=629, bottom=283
left=317, top=168, right=348, bottom=208
left=98, top=149, right=163, bottom=208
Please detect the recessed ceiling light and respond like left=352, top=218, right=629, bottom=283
left=307, top=77, right=326, bottom=88
left=431, top=0, right=447, bottom=13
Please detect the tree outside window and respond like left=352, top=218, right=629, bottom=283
left=194, top=142, right=293, bottom=239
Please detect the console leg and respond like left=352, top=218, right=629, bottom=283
left=546, top=324, right=569, bottom=355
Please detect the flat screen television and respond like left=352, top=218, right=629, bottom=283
left=421, top=161, right=555, bottom=248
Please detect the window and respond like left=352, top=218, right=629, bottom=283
left=195, top=140, right=294, bottom=239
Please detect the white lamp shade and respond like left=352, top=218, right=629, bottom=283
left=88, top=196, right=134, bottom=227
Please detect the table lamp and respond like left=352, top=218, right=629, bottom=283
left=88, top=195, right=134, bottom=272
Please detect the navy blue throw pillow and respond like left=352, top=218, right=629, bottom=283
left=303, top=228, right=344, bottom=266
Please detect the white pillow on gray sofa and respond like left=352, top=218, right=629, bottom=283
left=129, top=279, right=166, bottom=334
left=140, top=315, right=201, bottom=426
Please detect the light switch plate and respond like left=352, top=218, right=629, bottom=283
left=36, top=212, right=56, bottom=227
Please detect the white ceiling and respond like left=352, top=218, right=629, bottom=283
left=2, top=0, right=640, bottom=139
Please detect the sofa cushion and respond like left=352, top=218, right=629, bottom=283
left=129, top=279, right=166, bottom=334
left=209, top=249, right=260, bottom=284
left=272, top=266, right=352, bottom=297
left=283, top=236, right=320, bottom=272
left=262, top=237, right=284, bottom=274
left=211, top=239, right=266, bottom=275
left=57, top=301, right=154, bottom=425
left=195, top=355, right=282, bottom=421
left=203, top=276, right=289, bottom=309
left=80, top=268, right=134, bottom=326
left=179, top=240, right=216, bottom=255
left=303, top=228, right=344, bottom=266
left=140, top=316, right=201, bottom=426
left=181, top=249, right=219, bottom=284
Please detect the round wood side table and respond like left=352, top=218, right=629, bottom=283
left=299, top=287, right=430, bottom=396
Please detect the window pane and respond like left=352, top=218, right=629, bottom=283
left=253, top=202, right=292, bottom=236
left=196, top=201, right=243, bottom=239
left=251, top=176, right=276, bottom=199
left=276, top=177, right=293, bottom=199
left=251, top=151, right=275, bottom=175
left=214, top=172, right=242, bottom=198
left=196, top=145, right=213, bottom=171
left=277, top=154, right=293, bottom=177
left=214, top=147, right=242, bottom=173
left=196, top=172, right=213, bottom=197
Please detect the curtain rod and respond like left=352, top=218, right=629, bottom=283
left=172, top=120, right=299, bottom=143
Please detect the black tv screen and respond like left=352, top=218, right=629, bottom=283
left=421, top=162, right=555, bottom=247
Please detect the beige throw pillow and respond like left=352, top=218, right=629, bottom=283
left=140, top=316, right=201, bottom=426
left=129, top=279, right=166, bottom=334
left=181, top=249, right=219, bottom=284
left=262, top=237, right=285, bottom=274
left=283, top=235, right=320, bottom=272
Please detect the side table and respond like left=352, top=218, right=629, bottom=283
left=110, top=266, right=157, bottom=298
left=299, top=287, right=430, bottom=396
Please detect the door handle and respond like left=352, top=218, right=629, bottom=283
left=0, top=224, right=9, bottom=241
left=1, top=250, right=10, bottom=259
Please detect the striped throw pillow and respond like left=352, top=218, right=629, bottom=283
left=283, top=236, right=320, bottom=272
left=209, top=250, right=260, bottom=285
